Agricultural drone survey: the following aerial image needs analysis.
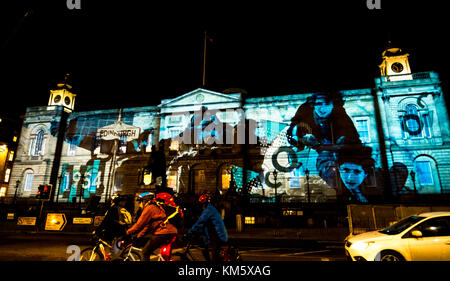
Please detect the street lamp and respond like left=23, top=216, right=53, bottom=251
left=79, top=173, right=85, bottom=210
left=305, top=168, right=311, bottom=204
left=56, top=174, right=63, bottom=204
left=13, top=180, right=20, bottom=204
left=273, top=170, right=278, bottom=204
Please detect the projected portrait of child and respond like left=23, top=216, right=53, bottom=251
left=286, top=92, right=361, bottom=187
left=336, top=145, right=375, bottom=203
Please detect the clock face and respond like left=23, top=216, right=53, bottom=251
left=53, top=95, right=61, bottom=103
left=64, top=96, right=71, bottom=105
left=391, top=62, right=404, bottom=73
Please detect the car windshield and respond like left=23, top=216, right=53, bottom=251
left=379, top=215, right=426, bottom=235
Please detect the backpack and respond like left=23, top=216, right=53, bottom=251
left=118, top=207, right=132, bottom=226
left=157, top=202, right=183, bottom=229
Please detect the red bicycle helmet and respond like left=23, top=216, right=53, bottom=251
left=156, top=192, right=176, bottom=206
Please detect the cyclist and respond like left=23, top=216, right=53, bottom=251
left=186, top=193, right=228, bottom=261
left=94, top=194, right=132, bottom=242
left=123, top=192, right=179, bottom=261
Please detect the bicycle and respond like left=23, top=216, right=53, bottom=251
left=174, top=239, right=243, bottom=261
left=117, top=238, right=143, bottom=261
left=79, top=235, right=114, bottom=261
left=79, top=233, right=142, bottom=261
left=118, top=235, right=177, bottom=261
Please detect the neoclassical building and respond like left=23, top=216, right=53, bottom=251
left=6, top=47, right=450, bottom=204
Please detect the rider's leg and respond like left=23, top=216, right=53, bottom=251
left=141, top=234, right=176, bottom=261
left=210, top=239, right=224, bottom=262
left=201, top=243, right=211, bottom=261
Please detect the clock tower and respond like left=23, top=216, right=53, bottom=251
left=379, top=46, right=412, bottom=81
left=48, top=73, right=76, bottom=113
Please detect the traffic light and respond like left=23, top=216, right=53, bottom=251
left=36, top=184, right=52, bottom=200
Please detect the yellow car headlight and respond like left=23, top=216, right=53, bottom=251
left=350, top=241, right=375, bottom=251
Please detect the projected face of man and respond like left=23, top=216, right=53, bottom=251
left=338, top=163, right=367, bottom=192
left=314, top=97, right=334, bottom=118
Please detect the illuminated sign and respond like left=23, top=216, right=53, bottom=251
left=45, top=213, right=67, bottom=231
left=283, top=209, right=303, bottom=216
left=17, top=217, right=36, bottom=226
left=7, top=213, right=14, bottom=220
left=97, top=122, right=141, bottom=141
left=73, top=217, right=93, bottom=224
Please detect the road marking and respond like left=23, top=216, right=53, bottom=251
left=239, top=248, right=284, bottom=254
left=279, top=250, right=331, bottom=257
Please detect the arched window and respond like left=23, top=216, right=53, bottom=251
left=29, top=129, right=45, bottom=156
left=405, top=105, right=421, bottom=137
left=190, top=165, right=206, bottom=195
left=23, top=170, right=34, bottom=192
left=413, top=156, right=441, bottom=194
left=401, top=104, right=432, bottom=139
left=218, top=165, right=232, bottom=192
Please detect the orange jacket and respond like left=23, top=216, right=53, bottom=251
left=126, top=203, right=177, bottom=238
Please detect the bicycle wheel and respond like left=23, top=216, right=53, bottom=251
left=79, top=248, right=104, bottom=261
left=121, top=248, right=143, bottom=261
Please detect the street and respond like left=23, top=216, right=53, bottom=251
left=0, top=232, right=346, bottom=261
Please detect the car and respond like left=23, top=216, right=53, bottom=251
left=345, top=211, right=450, bottom=261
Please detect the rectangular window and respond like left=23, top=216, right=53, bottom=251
left=422, top=113, right=432, bottom=138
left=67, top=141, right=76, bottom=156
left=222, top=173, right=231, bottom=190
left=194, top=170, right=206, bottom=191
left=169, top=140, right=179, bottom=151
left=168, top=127, right=183, bottom=139
left=24, top=173, right=34, bottom=192
left=4, top=168, right=11, bottom=183
left=0, top=186, right=6, bottom=197
left=167, top=171, right=177, bottom=189
left=355, top=118, right=370, bottom=143
left=119, top=136, right=127, bottom=154
left=145, top=134, right=152, bottom=153
left=168, top=115, right=182, bottom=124
left=416, top=161, right=434, bottom=185
left=8, top=151, right=14, bottom=162
left=28, top=138, right=35, bottom=156
left=289, top=168, right=301, bottom=188
left=244, top=217, right=255, bottom=224
left=64, top=173, right=71, bottom=191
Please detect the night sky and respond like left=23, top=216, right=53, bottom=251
left=1, top=1, right=449, bottom=119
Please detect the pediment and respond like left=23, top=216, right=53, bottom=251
left=160, top=88, right=241, bottom=108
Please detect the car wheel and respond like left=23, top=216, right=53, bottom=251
left=379, top=251, right=404, bottom=262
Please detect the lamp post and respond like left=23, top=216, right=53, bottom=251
left=79, top=173, right=85, bottom=211
left=305, top=168, right=311, bottom=204
left=273, top=170, right=278, bottom=204
left=56, top=174, right=63, bottom=204
left=410, top=170, right=417, bottom=199
left=13, top=180, right=20, bottom=204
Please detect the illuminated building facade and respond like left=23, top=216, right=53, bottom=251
left=0, top=115, right=20, bottom=199
left=6, top=47, right=450, bottom=204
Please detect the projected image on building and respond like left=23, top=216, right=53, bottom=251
left=5, top=47, right=450, bottom=205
